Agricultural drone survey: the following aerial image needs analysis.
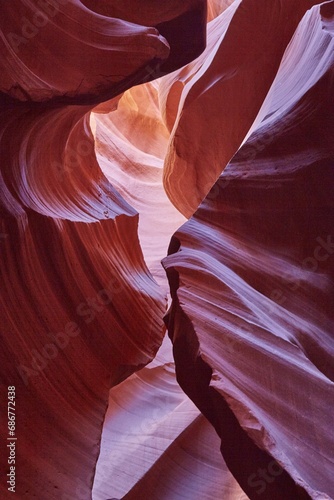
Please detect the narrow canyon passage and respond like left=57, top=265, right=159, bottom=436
left=1, top=1, right=333, bottom=499
left=90, top=76, right=249, bottom=499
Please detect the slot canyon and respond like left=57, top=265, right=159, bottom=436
left=0, top=1, right=333, bottom=499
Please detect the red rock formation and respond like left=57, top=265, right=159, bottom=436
left=91, top=81, right=186, bottom=289
left=163, top=0, right=327, bottom=217
left=0, top=1, right=206, bottom=498
left=1, top=0, right=334, bottom=499
left=163, top=2, right=334, bottom=498
left=93, top=337, right=249, bottom=499
left=91, top=67, right=249, bottom=499
left=0, top=96, right=166, bottom=500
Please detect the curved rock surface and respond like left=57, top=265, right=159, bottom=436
left=1, top=3, right=168, bottom=103
left=163, top=2, right=334, bottom=498
left=162, top=0, right=327, bottom=217
left=1, top=0, right=334, bottom=499
left=90, top=65, right=248, bottom=498
left=93, top=337, right=249, bottom=500
left=92, top=80, right=186, bottom=289
left=0, top=1, right=206, bottom=498
left=0, top=0, right=206, bottom=104
left=0, top=88, right=166, bottom=500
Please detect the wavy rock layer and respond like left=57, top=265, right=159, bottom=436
left=91, top=62, right=249, bottom=498
left=92, top=81, right=186, bottom=289
left=93, top=337, right=249, bottom=500
left=162, top=0, right=327, bottom=217
left=164, top=3, right=334, bottom=499
left=0, top=99, right=166, bottom=500
left=1, top=0, right=334, bottom=499
left=0, top=0, right=206, bottom=104
left=0, top=1, right=206, bottom=498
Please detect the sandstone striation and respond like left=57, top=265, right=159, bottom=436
left=0, top=1, right=206, bottom=498
left=1, top=0, right=333, bottom=499
left=163, top=2, right=334, bottom=498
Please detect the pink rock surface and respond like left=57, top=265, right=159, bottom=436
left=0, top=101, right=166, bottom=498
left=163, top=0, right=327, bottom=217
left=91, top=68, right=249, bottom=499
left=0, top=2, right=206, bottom=498
left=163, top=2, right=334, bottom=498
left=92, top=80, right=186, bottom=289
left=93, top=337, right=248, bottom=500
left=1, top=2, right=168, bottom=102
left=1, top=0, right=334, bottom=498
